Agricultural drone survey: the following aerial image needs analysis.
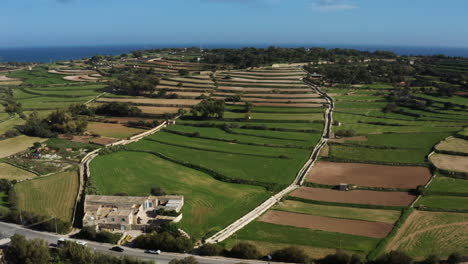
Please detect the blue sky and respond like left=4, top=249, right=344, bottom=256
left=1, top=0, right=468, bottom=48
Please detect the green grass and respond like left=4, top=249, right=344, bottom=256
left=328, top=144, right=428, bottom=165
left=177, top=119, right=324, bottom=131
left=164, top=125, right=321, bottom=147
left=223, top=111, right=324, bottom=121
left=416, top=196, right=468, bottom=210
left=90, top=151, right=270, bottom=239
left=426, top=176, right=468, bottom=194
left=8, top=67, right=73, bottom=86
left=128, top=137, right=307, bottom=185
left=15, top=170, right=79, bottom=221
left=273, top=200, right=401, bottom=223
left=231, top=221, right=381, bottom=254
left=0, top=115, right=25, bottom=134
left=0, top=192, right=9, bottom=207
left=350, top=132, right=452, bottom=150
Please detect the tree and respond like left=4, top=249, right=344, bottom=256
left=271, top=246, right=309, bottom=263
left=94, top=102, right=142, bottom=117
left=132, top=50, right=144, bottom=58
left=447, top=252, right=463, bottom=264
left=375, top=251, right=413, bottom=264
left=321, top=250, right=350, bottom=264
left=169, top=256, right=199, bottom=264
left=178, top=69, right=189, bottom=76
left=422, top=254, right=440, bottom=264
left=198, top=243, right=223, bottom=256
left=4, top=234, right=51, bottom=264
left=230, top=242, right=261, bottom=259
left=150, top=186, right=166, bottom=196
left=191, top=99, right=225, bottom=119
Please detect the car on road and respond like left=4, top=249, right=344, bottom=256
left=144, top=249, right=161, bottom=255
left=110, top=246, right=124, bottom=252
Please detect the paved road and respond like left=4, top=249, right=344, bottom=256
left=0, top=221, right=287, bottom=264
left=205, top=74, right=335, bottom=243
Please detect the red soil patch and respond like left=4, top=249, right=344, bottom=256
left=214, top=92, right=320, bottom=98
left=219, top=87, right=310, bottom=92
left=260, top=211, right=393, bottom=238
left=291, top=187, right=416, bottom=206
left=307, top=161, right=431, bottom=189
left=329, top=136, right=368, bottom=143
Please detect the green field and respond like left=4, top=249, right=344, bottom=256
left=15, top=170, right=79, bottom=221
left=274, top=200, right=401, bottom=224
left=90, top=151, right=270, bottom=239
left=128, top=137, right=307, bottom=185
left=426, top=176, right=468, bottom=194
left=229, top=221, right=381, bottom=254
left=416, top=196, right=468, bottom=210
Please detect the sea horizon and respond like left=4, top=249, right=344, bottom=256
left=1, top=43, right=468, bottom=63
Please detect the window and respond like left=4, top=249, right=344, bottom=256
left=111, top=218, right=115, bottom=222
left=121, top=218, right=125, bottom=222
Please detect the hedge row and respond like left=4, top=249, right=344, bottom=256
left=286, top=196, right=405, bottom=211
left=303, top=182, right=412, bottom=193
left=321, top=157, right=428, bottom=167
left=328, top=142, right=412, bottom=150
left=454, top=133, right=468, bottom=141
left=415, top=206, right=468, bottom=214
left=434, top=149, right=468, bottom=157
left=178, top=122, right=321, bottom=134
left=163, top=129, right=308, bottom=149
left=367, top=208, right=414, bottom=260
left=223, top=128, right=308, bottom=142
left=143, top=138, right=286, bottom=159
left=424, top=190, right=468, bottom=197
left=430, top=166, right=468, bottom=180
left=128, top=149, right=285, bottom=192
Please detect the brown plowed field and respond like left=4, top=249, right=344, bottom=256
left=291, top=187, right=416, bottom=206
left=260, top=211, right=393, bottom=238
left=138, top=106, right=190, bottom=114
left=307, top=161, right=431, bottom=189
left=214, top=92, right=320, bottom=98
left=219, top=87, right=310, bottom=92
left=97, top=98, right=200, bottom=106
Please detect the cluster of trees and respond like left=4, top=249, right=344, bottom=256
left=4, top=234, right=152, bottom=264
left=19, top=109, right=87, bottom=138
left=310, top=61, right=415, bottom=86
left=133, top=230, right=193, bottom=253
left=74, top=226, right=122, bottom=244
left=190, top=99, right=225, bottom=119
left=110, top=69, right=159, bottom=96
left=202, top=47, right=397, bottom=68
left=335, top=129, right=356, bottom=138
left=95, top=102, right=142, bottom=117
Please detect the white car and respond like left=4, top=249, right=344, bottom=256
left=145, top=249, right=161, bottom=255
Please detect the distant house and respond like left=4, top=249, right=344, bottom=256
left=83, top=195, right=184, bottom=231
left=309, top=72, right=323, bottom=79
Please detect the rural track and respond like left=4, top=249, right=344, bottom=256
left=205, top=71, right=335, bottom=244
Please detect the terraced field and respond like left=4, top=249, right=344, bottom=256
left=90, top=65, right=327, bottom=240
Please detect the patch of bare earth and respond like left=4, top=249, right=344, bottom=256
left=0, top=75, right=19, bottom=81
left=259, top=211, right=393, bottom=238
left=307, top=161, right=431, bottom=189
left=291, top=187, right=416, bottom=206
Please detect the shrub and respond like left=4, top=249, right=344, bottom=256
left=335, top=129, right=356, bottom=137
left=422, top=254, right=440, bottom=264
left=271, top=246, right=309, bottom=263
left=150, top=186, right=166, bottom=196
left=374, top=251, right=413, bottom=264
left=133, top=231, right=193, bottom=253
left=75, top=226, right=122, bottom=244
left=447, top=252, right=463, bottom=264
left=198, top=243, right=223, bottom=256
left=230, top=242, right=261, bottom=260
left=169, top=256, right=199, bottom=264
left=94, top=102, right=142, bottom=117
left=321, top=250, right=350, bottom=264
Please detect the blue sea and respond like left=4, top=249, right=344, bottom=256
left=1, top=44, right=468, bottom=63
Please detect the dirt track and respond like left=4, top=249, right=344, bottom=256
left=291, top=187, right=416, bottom=206
left=260, top=210, right=393, bottom=238
left=307, top=161, right=431, bottom=189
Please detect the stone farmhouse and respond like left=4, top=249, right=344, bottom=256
left=83, top=195, right=184, bottom=231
